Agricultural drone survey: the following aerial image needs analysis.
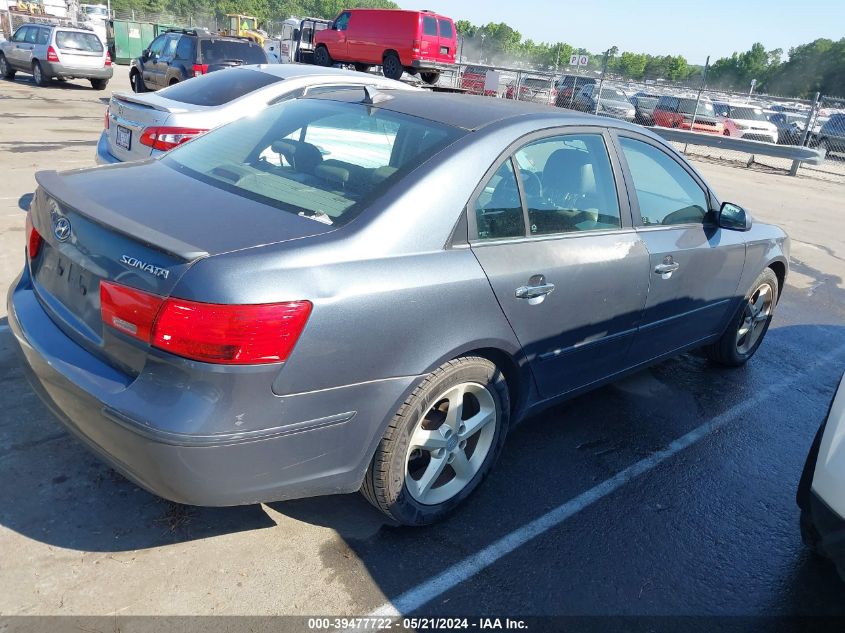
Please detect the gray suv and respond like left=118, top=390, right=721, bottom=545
left=0, top=23, right=112, bottom=89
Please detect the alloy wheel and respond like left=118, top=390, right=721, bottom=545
left=404, top=382, right=497, bottom=506
left=736, top=282, right=774, bottom=354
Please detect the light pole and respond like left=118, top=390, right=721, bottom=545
left=480, top=33, right=486, bottom=63
left=749, top=78, right=757, bottom=96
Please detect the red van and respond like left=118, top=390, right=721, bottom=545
left=314, top=9, right=456, bottom=84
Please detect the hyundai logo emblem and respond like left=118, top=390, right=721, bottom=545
left=53, top=217, right=72, bottom=242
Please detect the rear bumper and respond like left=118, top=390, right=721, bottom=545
left=43, top=61, right=113, bottom=80
left=408, top=59, right=454, bottom=73
left=8, top=269, right=417, bottom=506
left=95, top=131, right=120, bottom=165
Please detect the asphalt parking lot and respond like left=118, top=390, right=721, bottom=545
left=1, top=68, right=844, bottom=625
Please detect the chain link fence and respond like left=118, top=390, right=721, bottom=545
left=427, top=61, right=844, bottom=182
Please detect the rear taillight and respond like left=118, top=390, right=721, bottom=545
left=104, top=107, right=110, bottom=130
left=105, top=51, right=112, bottom=67
left=412, top=38, right=421, bottom=53
left=100, top=281, right=312, bottom=365
left=26, top=212, right=42, bottom=259
left=192, top=63, right=208, bottom=77
left=100, top=280, right=163, bottom=342
left=138, top=126, right=208, bottom=151
left=47, top=46, right=59, bottom=62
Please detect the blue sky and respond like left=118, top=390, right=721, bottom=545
left=403, top=0, right=845, bottom=64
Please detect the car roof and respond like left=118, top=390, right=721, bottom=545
left=246, top=63, right=409, bottom=82
left=21, top=23, right=91, bottom=32
left=307, top=89, right=636, bottom=132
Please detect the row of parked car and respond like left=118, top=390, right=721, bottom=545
left=460, top=68, right=844, bottom=156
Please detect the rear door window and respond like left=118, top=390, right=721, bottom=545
left=56, top=30, right=103, bottom=52
left=422, top=16, right=437, bottom=36
left=175, top=35, right=194, bottom=60
left=35, top=27, right=49, bottom=45
left=161, top=33, right=179, bottom=58
left=157, top=67, right=282, bottom=106
left=474, top=160, right=525, bottom=240
left=438, top=19, right=453, bottom=39
left=199, top=39, right=267, bottom=64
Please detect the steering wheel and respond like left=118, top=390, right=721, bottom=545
left=519, top=169, right=543, bottom=201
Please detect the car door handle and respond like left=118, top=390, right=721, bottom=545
left=654, top=262, right=680, bottom=274
left=515, top=283, right=555, bottom=299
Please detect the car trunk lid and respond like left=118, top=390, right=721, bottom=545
left=29, top=164, right=333, bottom=373
left=107, top=93, right=194, bottom=162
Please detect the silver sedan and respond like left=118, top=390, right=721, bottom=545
left=96, top=63, right=417, bottom=164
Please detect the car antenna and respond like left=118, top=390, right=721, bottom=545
left=362, top=85, right=393, bottom=106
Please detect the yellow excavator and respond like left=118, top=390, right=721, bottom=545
left=222, top=14, right=266, bottom=47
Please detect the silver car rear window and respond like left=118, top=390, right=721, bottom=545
left=55, top=30, right=103, bottom=52
left=163, top=97, right=463, bottom=226
left=157, top=68, right=283, bottom=106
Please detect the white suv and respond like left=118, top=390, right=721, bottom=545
left=799, top=373, right=845, bottom=582
left=714, top=102, right=778, bottom=143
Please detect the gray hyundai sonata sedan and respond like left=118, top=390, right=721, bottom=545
left=9, top=89, right=788, bottom=525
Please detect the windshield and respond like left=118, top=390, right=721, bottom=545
left=730, top=106, right=768, bottom=121
left=601, top=88, right=627, bottom=101
left=678, top=99, right=715, bottom=116
left=200, top=39, right=267, bottom=64
left=163, top=97, right=463, bottom=226
left=158, top=68, right=282, bottom=106
left=55, top=30, right=103, bottom=52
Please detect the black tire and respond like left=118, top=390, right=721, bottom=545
left=353, top=63, right=371, bottom=73
left=90, top=78, right=108, bottom=90
left=314, top=45, right=332, bottom=67
left=130, top=70, right=145, bottom=93
left=705, top=268, right=779, bottom=366
left=361, top=356, right=510, bottom=526
left=32, top=60, right=50, bottom=87
left=0, top=54, right=16, bottom=79
left=381, top=51, right=403, bottom=80
left=420, top=71, right=440, bottom=85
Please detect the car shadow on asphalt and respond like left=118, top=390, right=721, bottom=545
left=4, top=76, right=103, bottom=92
left=1, top=316, right=845, bottom=614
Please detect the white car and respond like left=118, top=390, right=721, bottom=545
left=799, top=373, right=845, bottom=581
left=714, top=101, right=779, bottom=143
left=96, top=64, right=418, bottom=164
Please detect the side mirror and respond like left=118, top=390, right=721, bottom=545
left=331, top=22, right=338, bottom=30
left=292, top=28, right=300, bottom=40
left=717, top=201, right=752, bottom=231
left=141, top=49, right=149, bottom=60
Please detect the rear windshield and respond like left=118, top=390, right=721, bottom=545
left=730, top=106, right=768, bottom=121
left=635, top=97, right=658, bottom=109
left=600, top=87, right=628, bottom=101
left=55, top=30, right=103, bottom=52
left=199, top=39, right=267, bottom=65
left=158, top=68, right=282, bottom=106
left=678, top=99, right=715, bottom=116
left=163, top=96, right=463, bottom=227
left=438, top=19, right=453, bottom=39
left=523, top=78, right=551, bottom=89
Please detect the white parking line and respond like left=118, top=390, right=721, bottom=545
left=370, top=342, right=845, bottom=617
